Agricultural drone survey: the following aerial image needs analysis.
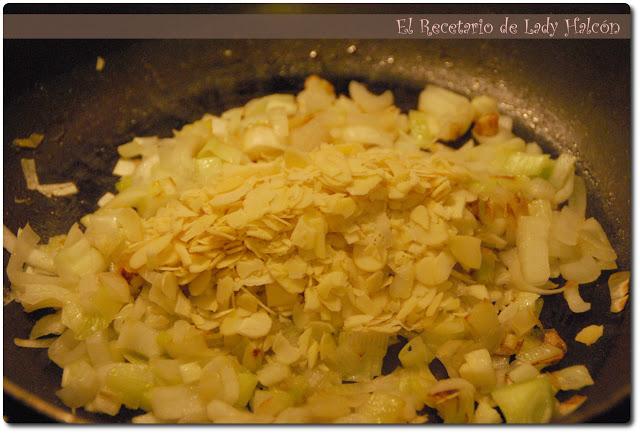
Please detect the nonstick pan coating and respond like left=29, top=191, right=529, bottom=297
left=3, top=39, right=630, bottom=423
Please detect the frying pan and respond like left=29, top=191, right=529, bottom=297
left=3, top=37, right=630, bottom=423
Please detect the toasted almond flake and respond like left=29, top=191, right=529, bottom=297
left=129, top=233, right=172, bottom=269
left=425, top=291, right=444, bottom=317
left=240, top=287, right=276, bottom=315
left=307, top=340, right=319, bottom=369
left=246, top=227, right=274, bottom=240
left=181, top=215, right=217, bottom=242
left=344, top=314, right=374, bottom=329
left=210, top=182, right=253, bottom=208
left=215, top=252, right=245, bottom=269
left=272, top=332, right=301, bottom=364
left=575, top=325, right=604, bottom=346
left=237, top=311, right=273, bottom=338
left=225, top=245, right=247, bottom=256
left=174, top=242, right=193, bottom=267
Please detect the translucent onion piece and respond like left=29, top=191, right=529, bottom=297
left=562, top=282, right=591, bottom=313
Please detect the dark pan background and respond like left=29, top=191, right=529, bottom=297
left=2, top=3, right=631, bottom=425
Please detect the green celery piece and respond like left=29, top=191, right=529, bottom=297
left=491, top=376, right=555, bottom=423
left=474, top=251, right=496, bottom=285
left=540, top=160, right=555, bottom=179
left=503, top=152, right=552, bottom=177
left=236, top=372, right=258, bottom=408
left=398, top=336, right=434, bottom=368
left=106, top=363, right=154, bottom=410
left=115, top=175, right=133, bottom=192
left=409, top=110, right=438, bottom=149
left=197, top=137, right=223, bottom=158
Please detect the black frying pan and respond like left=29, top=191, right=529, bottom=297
left=3, top=35, right=630, bottom=423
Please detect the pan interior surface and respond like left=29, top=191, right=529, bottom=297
left=3, top=40, right=630, bottom=423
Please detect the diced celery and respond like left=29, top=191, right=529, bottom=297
left=251, top=389, right=294, bottom=417
left=422, top=318, right=467, bottom=349
left=409, top=110, right=438, bottom=149
left=473, top=401, right=502, bottom=424
left=474, top=250, right=496, bottom=284
left=56, top=359, right=99, bottom=409
left=335, top=331, right=388, bottom=382
left=398, top=368, right=436, bottom=405
left=115, top=175, right=133, bottom=192
left=61, top=300, right=109, bottom=340
left=503, top=152, right=552, bottom=177
left=281, top=375, right=309, bottom=405
left=194, top=156, right=222, bottom=185
left=106, top=363, right=154, bottom=410
left=459, top=348, right=497, bottom=392
left=491, top=376, right=554, bottom=423
left=465, top=302, right=502, bottom=351
left=359, top=392, right=406, bottom=423
left=236, top=372, right=258, bottom=408
left=399, top=336, right=434, bottom=368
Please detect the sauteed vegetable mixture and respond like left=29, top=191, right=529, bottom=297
left=5, top=76, right=629, bottom=423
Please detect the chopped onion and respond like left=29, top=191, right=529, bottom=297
left=14, top=337, right=57, bottom=348
left=549, top=365, right=594, bottom=391
left=516, top=215, right=550, bottom=286
left=112, top=159, right=137, bottom=176
left=3, top=224, right=17, bottom=253
left=500, top=249, right=565, bottom=295
left=349, top=81, right=394, bottom=113
left=516, top=342, right=564, bottom=367
left=559, top=254, right=600, bottom=284
left=556, top=395, right=587, bottom=417
left=507, top=362, right=539, bottom=384
left=418, top=85, right=474, bottom=141
left=562, top=282, right=591, bottom=313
